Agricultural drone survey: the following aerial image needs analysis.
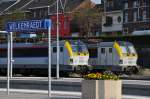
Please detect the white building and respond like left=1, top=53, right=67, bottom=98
left=102, top=11, right=123, bottom=35
left=101, top=0, right=123, bottom=35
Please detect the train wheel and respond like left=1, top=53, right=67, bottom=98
left=74, top=65, right=89, bottom=74
left=81, top=66, right=89, bottom=75
left=125, top=67, right=132, bottom=75
left=132, top=66, right=139, bottom=74
left=74, top=66, right=81, bottom=74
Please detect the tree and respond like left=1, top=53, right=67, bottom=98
left=0, top=10, right=26, bottom=30
left=71, top=6, right=102, bottom=37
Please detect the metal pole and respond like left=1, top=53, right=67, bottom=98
left=10, top=32, right=13, bottom=78
left=56, top=0, right=60, bottom=79
left=137, top=0, right=139, bottom=21
left=7, top=33, right=10, bottom=95
left=48, top=23, right=52, bottom=97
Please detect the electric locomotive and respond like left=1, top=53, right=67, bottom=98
left=88, top=41, right=139, bottom=74
left=0, top=40, right=89, bottom=76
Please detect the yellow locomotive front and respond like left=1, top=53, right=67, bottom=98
left=65, top=40, right=89, bottom=66
left=114, top=41, right=139, bottom=74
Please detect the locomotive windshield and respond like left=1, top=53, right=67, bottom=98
left=128, top=46, right=136, bottom=54
left=70, top=40, right=88, bottom=52
left=120, top=46, right=128, bottom=53
left=118, top=42, right=136, bottom=54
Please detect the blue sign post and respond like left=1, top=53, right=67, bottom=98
left=6, top=19, right=51, bottom=32
left=6, top=19, right=52, bottom=97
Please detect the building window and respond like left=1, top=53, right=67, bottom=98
left=124, top=2, right=128, bottom=9
left=142, top=10, right=147, bottom=20
left=124, top=12, right=128, bottom=23
left=33, top=11, right=36, bottom=18
left=103, top=16, right=113, bottom=26
left=39, top=10, right=42, bottom=18
left=123, top=28, right=128, bottom=34
left=133, top=11, right=138, bottom=22
left=45, top=10, right=48, bottom=17
left=107, top=1, right=113, bottom=8
left=141, top=0, right=146, bottom=6
left=133, top=1, right=138, bottom=8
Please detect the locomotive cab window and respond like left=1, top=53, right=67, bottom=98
left=60, top=47, right=63, bottom=52
left=120, top=46, right=128, bottom=53
left=101, top=48, right=105, bottom=53
left=109, top=48, right=112, bottom=53
left=53, top=47, right=57, bottom=53
left=128, top=46, right=136, bottom=54
left=53, top=47, right=63, bottom=52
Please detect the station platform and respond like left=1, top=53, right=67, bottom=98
left=0, top=89, right=150, bottom=99
left=0, top=90, right=80, bottom=99
left=0, top=89, right=80, bottom=99
left=0, top=77, right=150, bottom=99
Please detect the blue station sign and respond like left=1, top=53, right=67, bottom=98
left=6, top=19, right=51, bottom=32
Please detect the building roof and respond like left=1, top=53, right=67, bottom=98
left=1, top=0, right=94, bottom=14
left=24, top=0, right=93, bottom=14
left=21, top=0, right=55, bottom=11
left=0, top=1, right=16, bottom=13
left=2, top=0, right=32, bottom=14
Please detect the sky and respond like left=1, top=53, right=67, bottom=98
left=91, top=0, right=101, bottom=4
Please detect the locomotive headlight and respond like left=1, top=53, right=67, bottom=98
left=84, top=52, right=89, bottom=55
left=70, top=58, right=73, bottom=63
left=78, top=52, right=80, bottom=55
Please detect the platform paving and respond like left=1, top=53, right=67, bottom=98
left=0, top=92, right=80, bottom=99
left=0, top=77, right=150, bottom=99
left=0, top=90, right=150, bottom=99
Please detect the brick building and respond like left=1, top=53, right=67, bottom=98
left=0, top=0, right=95, bottom=38
left=122, top=0, right=150, bottom=34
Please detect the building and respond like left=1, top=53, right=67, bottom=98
left=102, top=0, right=123, bottom=35
left=122, top=0, right=150, bottom=34
left=0, top=0, right=95, bottom=38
